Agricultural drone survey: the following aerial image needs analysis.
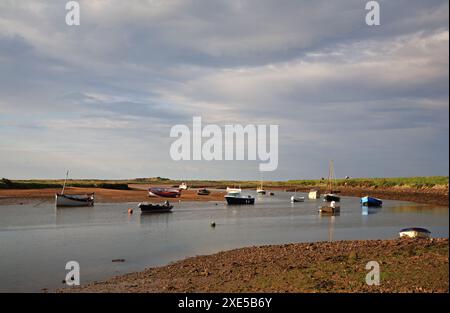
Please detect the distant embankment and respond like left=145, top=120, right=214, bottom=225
left=0, top=178, right=130, bottom=190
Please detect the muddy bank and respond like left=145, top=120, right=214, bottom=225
left=279, top=185, right=448, bottom=207
left=61, top=238, right=448, bottom=293
left=0, top=187, right=226, bottom=205
left=0, top=184, right=447, bottom=207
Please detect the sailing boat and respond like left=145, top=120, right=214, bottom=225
left=55, top=171, right=94, bottom=207
left=323, top=160, right=340, bottom=202
left=256, top=176, right=266, bottom=195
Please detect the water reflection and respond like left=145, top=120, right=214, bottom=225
left=361, top=206, right=382, bottom=216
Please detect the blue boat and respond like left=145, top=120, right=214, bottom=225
left=361, top=196, right=382, bottom=207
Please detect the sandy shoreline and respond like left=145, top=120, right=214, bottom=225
left=0, top=185, right=448, bottom=206
left=61, top=238, right=449, bottom=293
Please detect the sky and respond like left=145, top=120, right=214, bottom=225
left=0, top=0, right=448, bottom=180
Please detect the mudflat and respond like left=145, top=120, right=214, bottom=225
left=61, top=238, right=448, bottom=293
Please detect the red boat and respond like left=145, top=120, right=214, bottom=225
left=148, top=187, right=181, bottom=198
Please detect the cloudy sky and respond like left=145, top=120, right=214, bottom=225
left=0, top=0, right=448, bottom=180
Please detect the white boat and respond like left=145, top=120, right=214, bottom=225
left=308, top=189, right=320, bottom=199
left=399, top=227, right=431, bottom=239
left=290, top=195, right=305, bottom=203
left=179, top=182, right=188, bottom=190
left=55, top=193, right=94, bottom=207
left=55, top=170, right=95, bottom=207
left=226, top=186, right=241, bottom=194
left=256, top=178, right=266, bottom=195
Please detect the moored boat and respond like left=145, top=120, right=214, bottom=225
left=361, top=196, right=382, bottom=207
left=225, top=193, right=255, bottom=205
left=55, top=193, right=95, bottom=207
left=319, top=201, right=340, bottom=214
left=399, top=227, right=431, bottom=239
left=291, top=195, right=305, bottom=203
left=226, top=186, right=242, bottom=194
left=179, top=182, right=188, bottom=190
left=149, top=187, right=181, bottom=198
left=138, top=201, right=173, bottom=213
left=55, top=170, right=95, bottom=207
left=323, top=193, right=340, bottom=202
left=308, top=189, right=320, bottom=199
left=197, top=188, right=211, bottom=195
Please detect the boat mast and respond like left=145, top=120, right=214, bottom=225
left=61, top=170, right=69, bottom=195
left=327, top=160, right=335, bottom=193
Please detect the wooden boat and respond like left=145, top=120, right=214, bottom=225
left=361, top=196, right=382, bottom=207
left=323, top=160, right=340, bottom=202
left=197, top=188, right=210, bottom=196
left=149, top=187, right=181, bottom=198
left=179, top=182, right=188, bottom=190
left=55, top=170, right=95, bottom=207
left=291, top=195, right=305, bottom=203
left=138, top=201, right=173, bottom=213
left=319, top=201, right=340, bottom=214
left=399, top=227, right=431, bottom=239
left=225, top=193, right=255, bottom=205
left=308, top=189, right=320, bottom=199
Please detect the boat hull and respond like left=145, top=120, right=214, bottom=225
left=291, top=196, right=305, bottom=203
left=139, top=203, right=173, bottom=213
left=323, top=194, right=340, bottom=202
left=361, top=196, right=382, bottom=207
left=148, top=188, right=181, bottom=198
left=225, top=195, right=255, bottom=205
left=399, top=228, right=431, bottom=239
left=197, top=189, right=211, bottom=195
left=55, top=194, right=94, bottom=207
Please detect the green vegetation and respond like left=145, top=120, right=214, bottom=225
left=0, top=176, right=447, bottom=190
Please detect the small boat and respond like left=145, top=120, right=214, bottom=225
left=149, top=187, right=181, bottom=198
left=290, top=196, right=305, bottom=203
left=179, top=182, right=188, bottom=190
left=55, top=170, right=95, bottom=207
left=361, top=196, right=382, bottom=207
left=319, top=201, right=340, bottom=214
left=139, top=201, right=173, bottom=213
left=55, top=193, right=94, bottom=207
left=323, top=193, right=340, bottom=202
left=399, top=227, right=431, bottom=239
left=269, top=192, right=275, bottom=196
left=225, top=193, right=255, bottom=205
left=226, top=186, right=242, bottom=194
left=197, top=188, right=211, bottom=196
left=308, top=189, right=320, bottom=199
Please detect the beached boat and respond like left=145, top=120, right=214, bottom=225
left=179, top=182, right=188, bottom=190
left=291, top=195, right=305, bottom=203
left=225, top=193, right=255, bottom=205
left=138, top=201, right=173, bottom=213
left=399, top=227, right=431, bottom=239
left=308, top=189, right=320, bottom=199
left=55, top=170, right=95, bottom=207
left=319, top=201, right=340, bottom=214
left=323, top=160, right=340, bottom=202
left=149, top=187, right=181, bottom=198
left=55, top=193, right=95, bottom=207
left=361, top=196, right=382, bottom=207
left=197, top=188, right=211, bottom=196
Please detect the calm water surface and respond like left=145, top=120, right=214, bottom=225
left=0, top=191, right=448, bottom=292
